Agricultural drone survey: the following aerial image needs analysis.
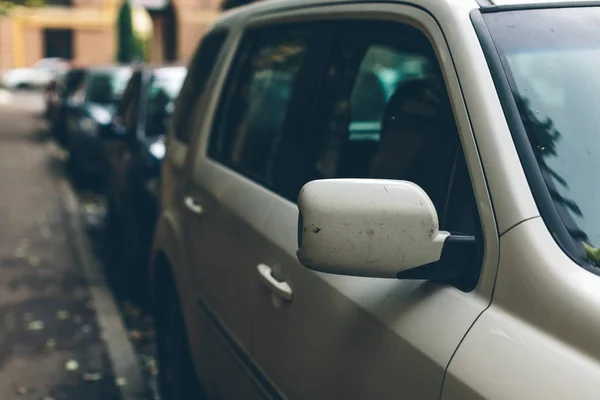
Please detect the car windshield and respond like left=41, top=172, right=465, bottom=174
left=484, top=7, right=600, bottom=260
left=145, top=67, right=187, bottom=136
left=86, top=68, right=133, bottom=105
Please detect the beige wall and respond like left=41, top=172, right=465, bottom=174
left=0, top=19, right=14, bottom=71
left=150, top=16, right=165, bottom=63
left=23, top=26, right=43, bottom=66
left=177, top=20, right=207, bottom=62
left=74, top=28, right=115, bottom=65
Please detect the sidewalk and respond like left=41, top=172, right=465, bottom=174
left=0, top=98, right=144, bottom=399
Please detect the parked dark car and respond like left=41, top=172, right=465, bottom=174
left=47, top=67, right=88, bottom=146
left=65, top=65, right=134, bottom=181
left=100, top=64, right=187, bottom=295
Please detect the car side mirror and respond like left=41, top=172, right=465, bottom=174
left=296, top=179, right=452, bottom=279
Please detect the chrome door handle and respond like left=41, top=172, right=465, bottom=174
left=257, top=263, right=292, bottom=301
left=184, top=196, right=204, bottom=216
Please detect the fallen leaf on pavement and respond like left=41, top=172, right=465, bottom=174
left=15, top=386, right=28, bottom=395
left=26, top=320, right=44, bottom=331
left=28, top=256, right=40, bottom=267
left=65, top=360, right=79, bottom=371
left=82, top=372, right=103, bottom=382
left=115, top=377, right=127, bottom=387
left=81, top=324, right=92, bottom=334
left=45, top=338, right=56, bottom=351
left=56, top=310, right=69, bottom=320
left=129, top=330, right=155, bottom=343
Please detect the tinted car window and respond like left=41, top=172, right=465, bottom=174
left=172, top=30, right=228, bottom=144
left=62, top=69, right=87, bottom=97
left=209, top=26, right=317, bottom=186
left=145, top=67, right=187, bottom=137
left=86, top=68, right=133, bottom=105
left=305, top=21, right=475, bottom=235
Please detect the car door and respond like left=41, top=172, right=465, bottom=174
left=104, top=70, right=143, bottom=217
left=160, top=28, right=229, bottom=281
left=181, top=22, right=333, bottom=399
left=244, top=6, right=499, bottom=400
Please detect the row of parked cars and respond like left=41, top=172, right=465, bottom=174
left=44, top=62, right=187, bottom=290
left=43, top=0, right=600, bottom=398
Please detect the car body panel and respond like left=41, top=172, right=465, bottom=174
left=444, top=217, right=600, bottom=399
left=181, top=1, right=498, bottom=399
left=151, top=0, right=600, bottom=399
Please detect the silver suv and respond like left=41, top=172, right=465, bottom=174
left=151, top=0, right=600, bottom=399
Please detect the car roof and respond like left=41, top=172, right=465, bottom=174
left=211, top=0, right=594, bottom=26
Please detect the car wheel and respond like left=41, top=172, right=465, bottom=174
left=154, top=268, right=206, bottom=400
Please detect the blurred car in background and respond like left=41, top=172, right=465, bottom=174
left=64, top=64, right=133, bottom=181
left=44, top=73, right=64, bottom=119
left=2, top=58, right=70, bottom=91
left=47, top=67, right=89, bottom=147
left=99, top=64, right=187, bottom=296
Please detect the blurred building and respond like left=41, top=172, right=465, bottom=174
left=0, top=0, right=221, bottom=70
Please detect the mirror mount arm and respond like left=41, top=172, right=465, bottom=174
left=395, top=235, right=477, bottom=284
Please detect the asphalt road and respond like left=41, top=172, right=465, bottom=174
left=0, top=90, right=157, bottom=400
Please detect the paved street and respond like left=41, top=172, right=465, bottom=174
left=0, top=91, right=156, bottom=400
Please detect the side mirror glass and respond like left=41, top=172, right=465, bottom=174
left=296, top=179, right=450, bottom=279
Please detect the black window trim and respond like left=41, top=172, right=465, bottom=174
left=470, top=8, right=595, bottom=274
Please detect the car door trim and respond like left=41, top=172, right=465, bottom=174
left=196, top=294, right=288, bottom=400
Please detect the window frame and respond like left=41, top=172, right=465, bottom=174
left=297, top=18, right=484, bottom=290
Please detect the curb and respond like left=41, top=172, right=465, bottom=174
left=57, top=178, right=148, bottom=400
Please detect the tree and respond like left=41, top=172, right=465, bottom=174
left=220, top=0, right=258, bottom=11
left=0, top=0, right=43, bottom=16
left=116, top=1, right=138, bottom=62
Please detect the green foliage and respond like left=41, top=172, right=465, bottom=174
left=134, top=32, right=150, bottom=62
left=0, top=0, right=43, bottom=15
left=116, top=2, right=151, bottom=62
left=116, top=1, right=137, bottom=62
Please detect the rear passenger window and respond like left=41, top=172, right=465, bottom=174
left=209, top=26, right=318, bottom=187
left=172, top=29, right=228, bottom=144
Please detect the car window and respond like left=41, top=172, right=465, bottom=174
left=144, top=67, right=187, bottom=137
left=208, top=25, right=318, bottom=188
left=122, top=73, right=142, bottom=133
left=305, top=21, right=476, bottom=235
left=172, top=29, right=228, bottom=144
left=86, top=68, right=133, bottom=105
left=113, top=71, right=142, bottom=134
left=63, top=70, right=87, bottom=97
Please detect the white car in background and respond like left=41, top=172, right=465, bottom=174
left=1, top=58, right=69, bottom=91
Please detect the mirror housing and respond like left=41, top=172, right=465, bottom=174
left=296, top=179, right=450, bottom=279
